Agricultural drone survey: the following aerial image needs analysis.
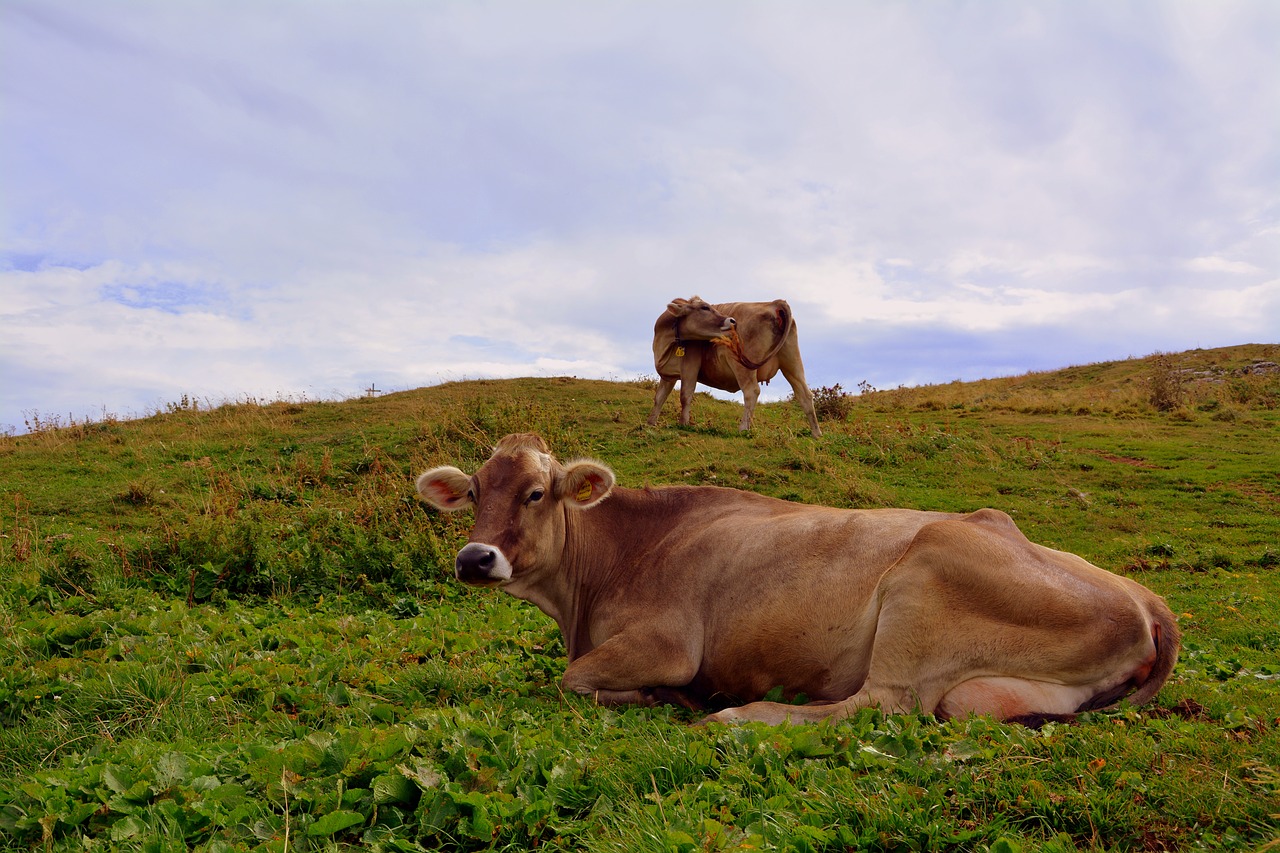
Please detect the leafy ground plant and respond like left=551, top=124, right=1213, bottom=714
left=1, top=346, right=1278, bottom=850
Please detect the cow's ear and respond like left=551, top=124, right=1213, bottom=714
left=666, top=298, right=692, bottom=316
left=558, top=460, right=615, bottom=509
left=416, top=467, right=474, bottom=511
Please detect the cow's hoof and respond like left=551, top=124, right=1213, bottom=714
left=696, top=708, right=743, bottom=726
left=644, top=686, right=705, bottom=711
left=700, top=702, right=791, bottom=726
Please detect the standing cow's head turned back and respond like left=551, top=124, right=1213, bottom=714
left=416, top=433, right=614, bottom=586
left=664, top=296, right=736, bottom=340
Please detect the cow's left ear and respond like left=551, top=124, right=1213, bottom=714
left=557, top=460, right=615, bottom=509
left=416, top=466, right=474, bottom=511
left=667, top=298, right=692, bottom=317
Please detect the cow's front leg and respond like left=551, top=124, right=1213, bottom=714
left=678, top=382, right=697, bottom=426
left=677, top=357, right=703, bottom=426
left=561, top=631, right=700, bottom=707
left=646, top=376, right=677, bottom=426
left=572, top=685, right=704, bottom=710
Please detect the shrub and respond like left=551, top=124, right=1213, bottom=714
left=812, top=384, right=854, bottom=422
left=1145, top=352, right=1187, bottom=412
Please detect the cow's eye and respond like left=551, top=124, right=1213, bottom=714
left=526, top=489, right=545, bottom=506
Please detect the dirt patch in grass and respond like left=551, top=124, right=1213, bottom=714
left=1089, top=450, right=1160, bottom=468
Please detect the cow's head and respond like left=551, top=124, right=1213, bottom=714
left=416, top=433, right=615, bottom=587
left=666, top=296, right=735, bottom=339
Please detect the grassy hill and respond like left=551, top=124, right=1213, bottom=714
left=1, top=345, right=1278, bottom=851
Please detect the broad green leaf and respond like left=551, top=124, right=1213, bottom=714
left=103, top=766, right=135, bottom=795
left=789, top=727, right=834, bottom=758
left=109, top=814, right=148, bottom=841
left=396, top=762, right=443, bottom=790
left=943, top=738, right=984, bottom=761
left=664, top=829, right=697, bottom=852
left=306, top=809, right=365, bottom=836
left=373, top=773, right=417, bottom=805
left=154, top=752, right=190, bottom=789
left=64, top=801, right=99, bottom=827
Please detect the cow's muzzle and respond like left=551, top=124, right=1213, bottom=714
left=455, top=542, right=513, bottom=586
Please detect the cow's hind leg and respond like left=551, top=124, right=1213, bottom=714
left=706, top=510, right=1166, bottom=727
left=738, top=379, right=761, bottom=431
left=702, top=681, right=924, bottom=725
left=702, top=694, right=879, bottom=726
left=780, top=363, right=821, bottom=438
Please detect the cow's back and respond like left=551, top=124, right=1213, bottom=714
left=691, top=500, right=954, bottom=702
left=574, top=486, right=954, bottom=703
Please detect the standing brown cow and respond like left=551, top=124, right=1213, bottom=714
left=646, top=296, right=822, bottom=438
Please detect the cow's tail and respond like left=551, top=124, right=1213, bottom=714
left=1126, top=602, right=1182, bottom=708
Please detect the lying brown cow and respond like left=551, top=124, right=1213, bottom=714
left=417, top=433, right=1179, bottom=726
left=646, top=296, right=823, bottom=438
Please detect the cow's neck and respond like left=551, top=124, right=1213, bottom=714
left=494, top=502, right=626, bottom=656
left=656, top=319, right=696, bottom=372
left=559, top=486, right=706, bottom=660
left=555, top=496, right=631, bottom=659
left=499, top=522, right=577, bottom=643
left=510, top=487, right=707, bottom=661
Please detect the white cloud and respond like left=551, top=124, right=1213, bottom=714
left=763, top=254, right=1140, bottom=332
left=1186, top=256, right=1265, bottom=275
left=2, top=0, right=1277, bottom=432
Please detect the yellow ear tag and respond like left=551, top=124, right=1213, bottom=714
left=674, top=345, right=685, bottom=357
left=576, top=480, right=593, bottom=502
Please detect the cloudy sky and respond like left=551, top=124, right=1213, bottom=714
left=2, top=1, right=1277, bottom=434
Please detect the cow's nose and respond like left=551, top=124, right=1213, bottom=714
left=456, top=544, right=495, bottom=577
left=727, top=316, right=737, bottom=328
left=454, top=542, right=513, bottom=584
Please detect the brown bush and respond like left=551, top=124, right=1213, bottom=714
left=1145, top=353, right=1186, bottom=412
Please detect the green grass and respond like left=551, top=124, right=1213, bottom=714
left=1, top=346, right=1278, bottom=851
